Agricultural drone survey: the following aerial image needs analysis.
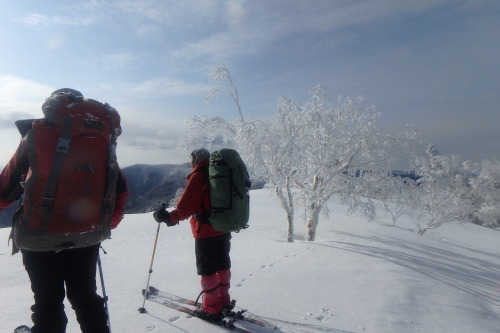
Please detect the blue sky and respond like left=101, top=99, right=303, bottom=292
left=0, top=0, right=499, bottom=167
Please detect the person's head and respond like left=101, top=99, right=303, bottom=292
left=190, top=148, right=210, bottom=168
left=42, top=88, right=84, bottom=121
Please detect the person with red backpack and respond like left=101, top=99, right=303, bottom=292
left=0, top=88, right=129, bottom=333
left=153, top=148, right=232, bottom=323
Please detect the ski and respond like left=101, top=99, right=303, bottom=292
left=142, top=289, right=253, bottom=333
left=148, top=286, right=278, bottom=330
left=148, top=286, right=197, bottom=306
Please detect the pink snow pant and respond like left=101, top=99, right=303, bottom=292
left=201, top=269, right=231, bottom=314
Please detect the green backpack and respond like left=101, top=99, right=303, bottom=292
left=208, top=149, right=251, bottom=232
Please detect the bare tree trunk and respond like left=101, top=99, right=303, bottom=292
left=286, top=211, right=294, bottom=243
left=305, top=175, right=322, bottom=241
left=275, top=183, right=295, bottom=242
left=305, top=202, right=321, bottom=241
left=285, top=181, right=294, bottom=242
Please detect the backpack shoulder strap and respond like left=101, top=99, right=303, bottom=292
left=39, top=115, right=73, bottom=230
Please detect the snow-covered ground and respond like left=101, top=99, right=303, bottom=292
left=1, top=189, right=499, bottom=332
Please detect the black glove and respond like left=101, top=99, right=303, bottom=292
left=153, top=204, right=178, bottom=227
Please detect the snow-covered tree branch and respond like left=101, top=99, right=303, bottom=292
left=284, top=85, right=418, bottom=240
left=205, top=64, right=244, bottom=122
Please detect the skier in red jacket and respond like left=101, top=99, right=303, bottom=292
left=154, top=148, right=232, bottom=322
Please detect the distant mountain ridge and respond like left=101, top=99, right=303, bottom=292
left=122, top=163, right=264, bottom=213
left=122, top=163, right=191, bottom=213
left=0, top=161, right=268, bottom=228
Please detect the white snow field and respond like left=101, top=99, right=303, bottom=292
left=1, top=189, right=499, bottom=332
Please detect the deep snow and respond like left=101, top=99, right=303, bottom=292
left=1, top=189, right=499, bottom=332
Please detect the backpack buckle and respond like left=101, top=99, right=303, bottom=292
left=41, top=196, right=55, bottom=211
left=56, top=138, right=71, bottom=153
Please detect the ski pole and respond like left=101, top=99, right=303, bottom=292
left=138, top=222, right=161, bottom=313
left=98, top=249, right=112, bottom=332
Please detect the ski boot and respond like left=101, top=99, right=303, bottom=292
left=193, top=309, right=225, bottom=323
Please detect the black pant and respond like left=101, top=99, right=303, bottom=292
left=195, top=233, right=231, bottom=276
left=22, top=244, right=109, bottom=333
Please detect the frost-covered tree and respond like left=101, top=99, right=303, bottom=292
left=464, top=159, right=500, bottom=227
left=179, top=65, right=240, bottom=152
left=288, top=85, right=417, bottom=241
left=181, top=65, right=304, bottom=242
left=411, top=146, right=474, bottom=235
left=204, top=64, right=244, bottom=122
left=236, top=98, right=303, bottom=242
left=182, top=66, right=421, bottom=241
left=372, top=172, right=419, bottom=227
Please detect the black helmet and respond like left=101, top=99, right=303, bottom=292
left=190, top=148, right=210, bottom=167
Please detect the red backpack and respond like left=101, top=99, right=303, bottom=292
left=12, top=91, right=122, bottom=252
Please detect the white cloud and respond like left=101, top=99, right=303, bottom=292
left=16, top=13, right=51, bottom=27
left=16, top=12, right=98, bottom=28
left=123, top=78, right=208, bottom=99
left=0, top=75, right=50, bottom=98
left=169, top=30, right=262, bottom=64
left=117, top=117, right=189, bottom=166
left=16, top=0, right=225, bottom=37
left=0, top=76, right=52, bottom=164
left=168, top=0, right=460, bottom=64
left=16, top=1, right=453, bottom=62
left=112, top=0, right=223, bottom=27
left=0, top=76, right=52, bottom=125
left=99, top=53, right=137, bottom=71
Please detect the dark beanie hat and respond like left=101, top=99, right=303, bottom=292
left=190, top=148, right=210, bottom=166
left=50, top=88, right=83, bottom=98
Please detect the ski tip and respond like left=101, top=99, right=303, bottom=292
left=148, top=286, right=159, bottom=293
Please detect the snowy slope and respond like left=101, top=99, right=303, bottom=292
left=1, top=189, right=499, bottom=333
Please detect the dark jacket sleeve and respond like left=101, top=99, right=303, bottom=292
left=111, top=167, right=129, bottom=229
left=0, top=141, right=28, bottom=210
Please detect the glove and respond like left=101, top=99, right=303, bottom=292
left=153, top=204, right=178, bottom=227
